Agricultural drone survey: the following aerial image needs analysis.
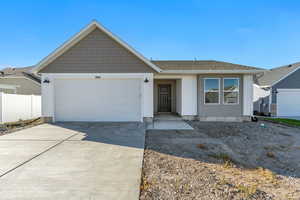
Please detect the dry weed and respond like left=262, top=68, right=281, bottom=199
left=255, top=167, right=278, bottom=184
left=236, top=183, right=258, bottom=198
left=196, top=144, right=206, bottom=149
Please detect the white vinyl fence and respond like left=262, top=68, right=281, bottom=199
left=0, top=93, right=41, bottom=123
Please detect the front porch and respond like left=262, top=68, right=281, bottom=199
left=152, top=75, right=198, bottom=120
left=154, top=79, right=179, bottom=115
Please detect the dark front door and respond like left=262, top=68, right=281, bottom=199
left=158, top=84, right=171, bottom=112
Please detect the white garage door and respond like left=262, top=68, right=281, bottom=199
left=54, top=79, right=141, bottom=122
left=277, top=90, right=300, bottom=116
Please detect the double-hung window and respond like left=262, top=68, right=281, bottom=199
left=223, top=78, right=239, bottom=104
left=204, top=78, right=220, bottom=104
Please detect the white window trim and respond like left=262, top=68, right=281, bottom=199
left=223, top=78, right=240, bottom=105
left=204, top=78, right=221, bottom=105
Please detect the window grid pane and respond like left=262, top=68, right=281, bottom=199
left=224, top=79, right=239, bottom=91
left=204, top=79, right=220, bottom=104
left=223, top=78, right=239, bottom=104
left=224, top=92, right=238, bottom=104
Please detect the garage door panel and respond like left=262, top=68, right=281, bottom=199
left=54, top=79, right=141, bottom=121
left=277, top=91, right=300, bottom=116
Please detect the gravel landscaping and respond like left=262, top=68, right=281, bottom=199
left=140, top=121, right=300, bottom=200
left=0, top=118, right=43, bottom=136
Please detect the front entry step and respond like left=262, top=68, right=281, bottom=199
left=146, top=120, right=194, bottom=130
left=154, top=114, right=183, bottom=121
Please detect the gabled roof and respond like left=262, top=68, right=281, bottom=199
left=152, top=60, right=265, bottom=74
left=256, top=62, right=300, bottom=86
left=32, top=20, right=162, bottom=73
left=1, top=66, right=41, bottom=84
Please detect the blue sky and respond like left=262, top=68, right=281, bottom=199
left=1, top=0, right=300, bottom=69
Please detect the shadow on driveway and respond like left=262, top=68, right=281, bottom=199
left=54, top=122, right=146, bottom=149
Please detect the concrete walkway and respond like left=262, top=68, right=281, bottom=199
left=147, top=120, right=194, bottom=130
left=148, top=114, right=194, bottom=130
left=0, top=122, right=145, bottom=200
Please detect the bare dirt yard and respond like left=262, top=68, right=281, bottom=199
left=140, top=121, right=300, bottom=200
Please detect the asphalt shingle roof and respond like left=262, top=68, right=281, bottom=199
left=256, top=62, right=300, bottom=86
left=151, top=60, right=263, bottom=71
left=0, top=66, right=41, bottom=83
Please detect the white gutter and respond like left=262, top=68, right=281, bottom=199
left=160, top=70, right=266, bottom=74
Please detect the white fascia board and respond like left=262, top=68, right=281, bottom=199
left=271, top=66, right=300, bottom=87
left=253, top=84, right=271, bottom=90
left=259, top=85, right=271, bottom=88
left=32, top=21, right=161, bottom=74
left=154, top=74, right=196, bottom=79
left=160, top=70, right=265, bottom=74
left=43, top=73, right=152, bottom=79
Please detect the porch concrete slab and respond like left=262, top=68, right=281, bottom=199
left=147, top=120, right=194, bottom=130
left=0, top=122, right=145, bottom=200
left=154, top=114, right=183, bottom=121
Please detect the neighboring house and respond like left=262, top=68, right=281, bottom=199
left=253, top=84, right=270, bottom=115
left=31, top=20, right=264, bottom=122
left=254, top=62, right=300, bottom=117
left=0, top=66, right=41, bottom=95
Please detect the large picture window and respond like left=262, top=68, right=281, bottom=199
left=223, top=78, right=239, bottom=104
left=204, top=78, right=220, bottom=104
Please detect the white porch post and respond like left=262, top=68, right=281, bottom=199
left=41, top=74, right=55, bottom=122
left=181, top=76, right=198, bottom=116
left=143, top=73, right=154, bottom=118
left=243, top=74, right=253, bottom=116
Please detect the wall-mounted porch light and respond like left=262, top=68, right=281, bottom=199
left=43, top=79, right=50, bottom=84
left=144, top=78, right=149, bottom=83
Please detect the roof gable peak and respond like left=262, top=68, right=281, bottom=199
left=32, top=20, right=161, bottom=73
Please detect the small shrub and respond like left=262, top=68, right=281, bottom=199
left=210, top=153, right=236, bottom=167
left=266, top=151, right=275, bottom=158
left=196, top=144, right=206, bottom=149
left=211, top=153, right=232, bottom=162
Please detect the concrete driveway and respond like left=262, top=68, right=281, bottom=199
left=0, top=122, right=145, bottom=200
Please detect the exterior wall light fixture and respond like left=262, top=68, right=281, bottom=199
left=43, top=79, right=50, bottom=83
